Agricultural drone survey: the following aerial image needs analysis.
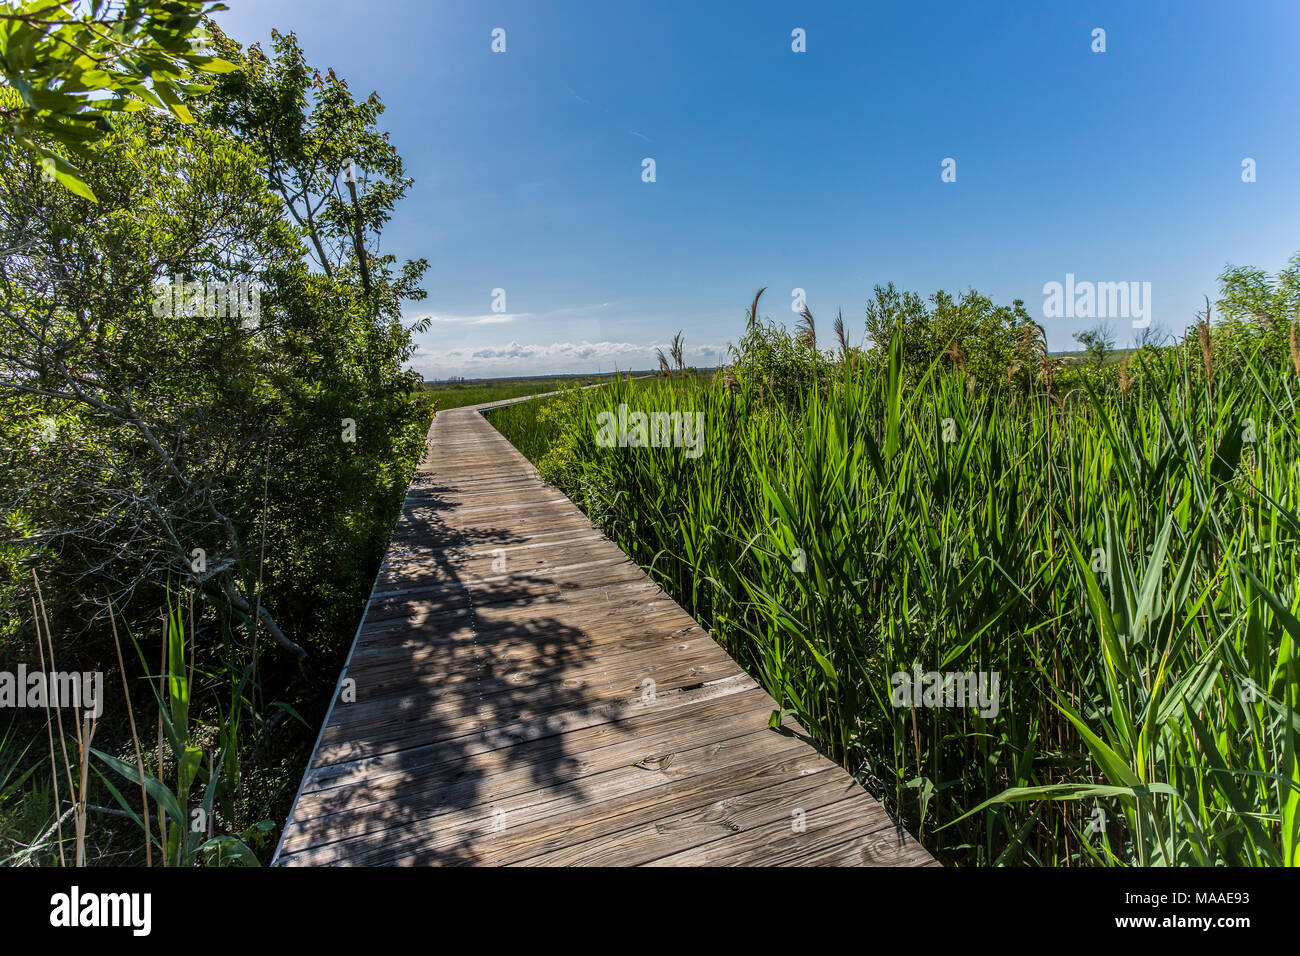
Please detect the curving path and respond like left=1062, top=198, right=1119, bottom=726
left=272, top=395, right=935, bottom=866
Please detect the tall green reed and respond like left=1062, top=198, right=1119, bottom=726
left=489, top=327, right=1300, bottom=866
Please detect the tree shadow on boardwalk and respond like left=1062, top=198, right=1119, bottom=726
left=276, top=469, right=633, bottom=866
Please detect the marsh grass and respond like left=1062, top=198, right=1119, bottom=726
left=490, top=326, right=1300, bottom=866
left=417, top=375, right=610, bottom=413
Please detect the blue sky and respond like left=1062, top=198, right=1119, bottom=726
left=213, top=0, right=1300, bottom=379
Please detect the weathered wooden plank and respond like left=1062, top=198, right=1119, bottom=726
left=516, top=764, right=864, bottom=867
left=641, top=792, right=914, bottom=867
left=302, top=733, right=826, bottom=868
left=281, top=696, right=789, bottom=862
left=286, top=685, right=766, bottom=844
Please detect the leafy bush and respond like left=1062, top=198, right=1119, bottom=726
left=863, top=282, right=1040, bottom=390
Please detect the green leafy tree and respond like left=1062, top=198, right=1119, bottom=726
left=1215, top=254, right=1300, bottom=375
left=199, top=28, right=433, bottom=650
left=1, top=28, right=432, bottom=666
left=863, top=282, right=1037, bottom=388
left=1218, top=253, right=1300, bottom=326
left=0, top=0, right=235, bottom=199
left=1073, top=320, right=1115, bottom=368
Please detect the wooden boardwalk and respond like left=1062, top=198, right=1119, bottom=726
left=272, top=397, right=934, bottom=866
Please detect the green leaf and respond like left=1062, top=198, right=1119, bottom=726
left=91, top=747, right=183, bottom=826
left=1053, top=699, right=1141, bottom=788
left=35, top=149, right=97, bottom=202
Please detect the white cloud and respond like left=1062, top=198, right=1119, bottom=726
left=412, top=339, right=726, bottom=379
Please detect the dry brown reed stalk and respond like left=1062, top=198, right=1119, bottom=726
left=187, top=593, right=195, bottom=707
left=31, top=572, right=85, bottom=866
left=30, top=592, right=64, bottom=866
left=670, top=331, right=685, bottom=374
left=157, top=613, right=167, bottom=866
left=74, top=709, right=95, bottom=866
left=109, top=598, right=152, bottom=866
left=656, top=348, right=670, bottom=377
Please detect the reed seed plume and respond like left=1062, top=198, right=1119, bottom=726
left=1024, top=322, right=1061, bottom=392
left=1028, top=321, right=1049, bottom=359
left=944, top=338, right=967, bottom=371
left=797, top=304, right=816, bottom=350
left=670, top=330, right=685, bottom=373
left=1291, top=311, right=1300, bottom=379
left=1118, top=351, right=1133, bottom=395
left=1197, top=296, right=1214, bottom=384
left=747, top=287, right=766, bottom=330
left=833, top=309, right=848, bottom=357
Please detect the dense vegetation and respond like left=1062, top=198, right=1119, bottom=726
left=1, top=11, right=432, bottom=864
left=488, top=285, right=1300, bottom=867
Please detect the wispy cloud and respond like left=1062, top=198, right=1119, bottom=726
left=414, top=302, right=612, bottom=327
left=566, top=86, right=652, bottom=144
left=421, top=312, right=527, bottom=325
